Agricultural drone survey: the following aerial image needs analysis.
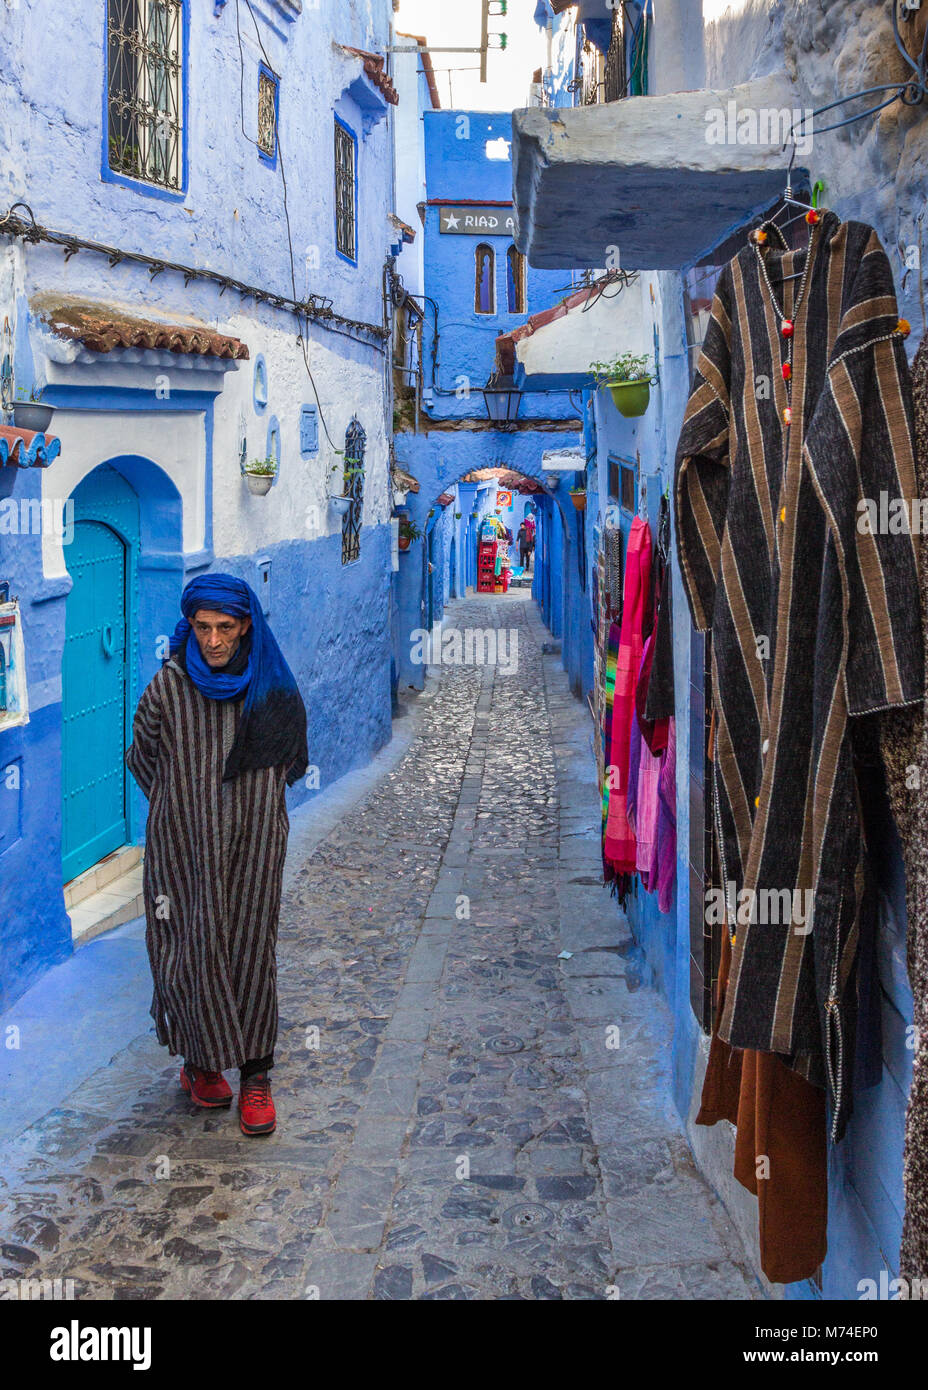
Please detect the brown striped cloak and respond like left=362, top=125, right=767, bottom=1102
left=675, top=212, right=923, bottom=1141
left=125, top=660, right=289, bottom=1071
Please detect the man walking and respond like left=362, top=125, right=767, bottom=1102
left=518, top=516, right=534, bottom=570
left=126, top=574, right=308, bottom=1136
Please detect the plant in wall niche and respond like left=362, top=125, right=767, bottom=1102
left=589, top=351, right=654, bottom=418
left=11, top=383, right=55, bottom=434
left=397, top=516, right=423, bottom=552
left=244, top=455, right=278, bottom=496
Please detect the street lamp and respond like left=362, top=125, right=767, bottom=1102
left=482, top=370, right=523, bottom=424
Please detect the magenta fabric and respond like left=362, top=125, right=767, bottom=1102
left=604, top=516, right=651, bottom=874
left=631, top=637, right=662, bottom=889
left=655, top=717, right=677, bottom=913
left=627, top=706, right=642, bottom=834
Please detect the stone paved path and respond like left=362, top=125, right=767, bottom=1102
left=0, top=593, right=762, bottom=1300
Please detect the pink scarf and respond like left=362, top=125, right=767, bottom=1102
left=604, top=517, right=650, bottom=874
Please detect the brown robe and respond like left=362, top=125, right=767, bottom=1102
left=126, top=660, right=289, bottom=1072
left=696, top=928, right=828, bottom=1285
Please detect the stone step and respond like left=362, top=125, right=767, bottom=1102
left=64, top=844, right=142, bottom=909
left=68, top=861, right=145, bottom=946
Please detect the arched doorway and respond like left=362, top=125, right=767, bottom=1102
left=61, top=465, right=140, bottom=883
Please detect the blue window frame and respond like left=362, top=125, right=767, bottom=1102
left=258, top=62, right=279, bottom=167
left=475, top=243, right=495, bottom=315
left=334, top=115, right=358, bottom=265
left=507, top=245, right=525, bottom=314
left=300, top=405, right=319, bottom=456
left=103, top=0, right=189, bottom=200
left=253, top=354, right=268, bottom=412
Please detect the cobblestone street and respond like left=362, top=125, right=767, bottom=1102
left=0, top=593, right=761, bottom=1301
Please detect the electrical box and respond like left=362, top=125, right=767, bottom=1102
left=256, top=558, right=271, bottom=615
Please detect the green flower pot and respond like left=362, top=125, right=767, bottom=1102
left=607, top=379, right=651, bottom=418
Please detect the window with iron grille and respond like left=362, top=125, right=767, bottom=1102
left=258, top=64, right=279, bottom=163
left=603, top=7, right=626, bottom=102
left=107, top=0, right=185, bottom=192
left=506, top=245, right=526, bottom=314
left=335, top=118, right=357, bottom=262
left=341, top=419, right=365, bottom=565
left=474, top=243, right=495, bottom=315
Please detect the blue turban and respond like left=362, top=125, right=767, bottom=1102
left=170, top=573, right=308, bottom=786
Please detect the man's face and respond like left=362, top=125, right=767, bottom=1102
left=191, top=609, right=252, bottom=668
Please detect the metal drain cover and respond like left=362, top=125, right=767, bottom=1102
left=503, top=1202, right=555, bottom=1231
left=486, top=1034, right=524, bottom=1054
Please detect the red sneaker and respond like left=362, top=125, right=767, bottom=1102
left=180, top=1064, right=233, bottom=1109
left=238, top=1072, right=276, bottom=1136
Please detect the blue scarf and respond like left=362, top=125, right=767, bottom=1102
left=169, top=574, right=308, bottom=786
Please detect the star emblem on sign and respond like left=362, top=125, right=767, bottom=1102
left=443, top=211, right=460, bottom=230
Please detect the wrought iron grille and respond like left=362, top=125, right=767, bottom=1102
left=341, top=419, right=366, bottom=565
left=335, top=121, right=356, bottom=261
left=603, top=8, right=626, bottom=103
left=107, top=0, right=184, bottom=190
left=258, top=68, right=278, bottom=159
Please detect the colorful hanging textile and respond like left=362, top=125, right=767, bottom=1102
left=628, top=637, right=662, bottom=889
left=603, top=516, right=651, bottom=883
left=655, top=717, right=676, bottom=914
left=601, top=618, right=621, bottom=881
left=675, top=212, right=922, bottom=1141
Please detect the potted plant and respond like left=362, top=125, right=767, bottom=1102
left=329, top=459, right=362, bottom=514
left=454, top=512, right=462, bottom=520
left=568, top=486, right=587, bottom=512
left=397, top=516, right=423, bottom=552
left=11, top=385, right=55, bottom=434
left=589, top=352, right=654, bottom=418
left=243, top=455, right=278, bottom=496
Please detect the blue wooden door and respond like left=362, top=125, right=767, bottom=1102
left=62, top=518, right=129, bottom=881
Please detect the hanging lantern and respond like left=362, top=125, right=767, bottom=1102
left=482, top=371, right=523, bottom=424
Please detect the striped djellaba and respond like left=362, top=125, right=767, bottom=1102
left=126, top=661, right=289, bottom=1072
left=675, top=211, right=924, bottom=1139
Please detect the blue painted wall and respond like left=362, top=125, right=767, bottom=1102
left=0, top=0, right=398, bottom=1009
left=393, top=107, right=583, bottom=692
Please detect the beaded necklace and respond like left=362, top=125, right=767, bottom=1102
left=751, top=209, right=823, bottom=431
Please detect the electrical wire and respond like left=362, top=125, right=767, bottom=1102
left=236, top=0, right=343, bottom=452
left=783, top=0, right=927, bottom=148
left=0, top=204, right=386, bottom=346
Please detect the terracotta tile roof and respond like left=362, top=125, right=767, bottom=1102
left=392, top=464, right=420, bottom=494
left=436, top=492, right=455, bottom=506
left=389, top=213, right=417, bottom=244
left=0, top=425, right=61, bottom=468
left=463, top=467, right=545, bottom=494
left=342, top=46, right=400, bottom=105
left=495, top=274, right=616, bottom=373
left=33, top=297, right=250, bottom=360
